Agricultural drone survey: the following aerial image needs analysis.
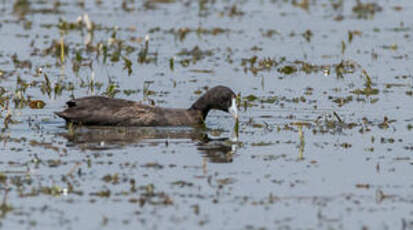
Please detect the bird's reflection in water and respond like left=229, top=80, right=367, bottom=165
left=196, top=136, right=236, bottom=163
left=58, top=126, right=238, bottom=163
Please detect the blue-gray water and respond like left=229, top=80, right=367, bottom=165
left=1, top=0, right=413, bottom=229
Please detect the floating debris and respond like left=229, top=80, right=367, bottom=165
left=28, top=100, right=46, bottom=109
left=352, top=1, right=382, bottom=19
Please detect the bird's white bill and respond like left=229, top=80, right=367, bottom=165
left=229, top=98, right=238, bottom=119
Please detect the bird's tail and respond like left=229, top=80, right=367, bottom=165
left=54, top=111, right=66, bottom=119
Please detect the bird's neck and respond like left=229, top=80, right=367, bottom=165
left=189, top=95, right=211, bottom=120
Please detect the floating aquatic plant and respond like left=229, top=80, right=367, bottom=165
left=122, top=56, right=133, bottom=76
left=351, top=69, right=379, bottom=96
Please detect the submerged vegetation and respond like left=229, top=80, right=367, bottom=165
left=241, top=56, right=360, bottom=78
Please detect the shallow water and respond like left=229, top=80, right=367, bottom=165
left=1, top=0, right=413, bottom=229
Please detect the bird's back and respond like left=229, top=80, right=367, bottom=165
left=55, top=96, right=203, bottom=126
left=55, top=96, right=149, bottom=126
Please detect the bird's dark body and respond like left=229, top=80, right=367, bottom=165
left=55, top=86, right=236, bottom=127
left=55, top=96, right=204, bottom=126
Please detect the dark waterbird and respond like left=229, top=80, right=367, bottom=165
left=55, top=86, right=238, bottom=126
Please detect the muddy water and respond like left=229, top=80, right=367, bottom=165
left=1, top=0, right=413, bottom=229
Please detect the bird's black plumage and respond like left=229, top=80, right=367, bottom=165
left=55, top=85, right=237, bottom=126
